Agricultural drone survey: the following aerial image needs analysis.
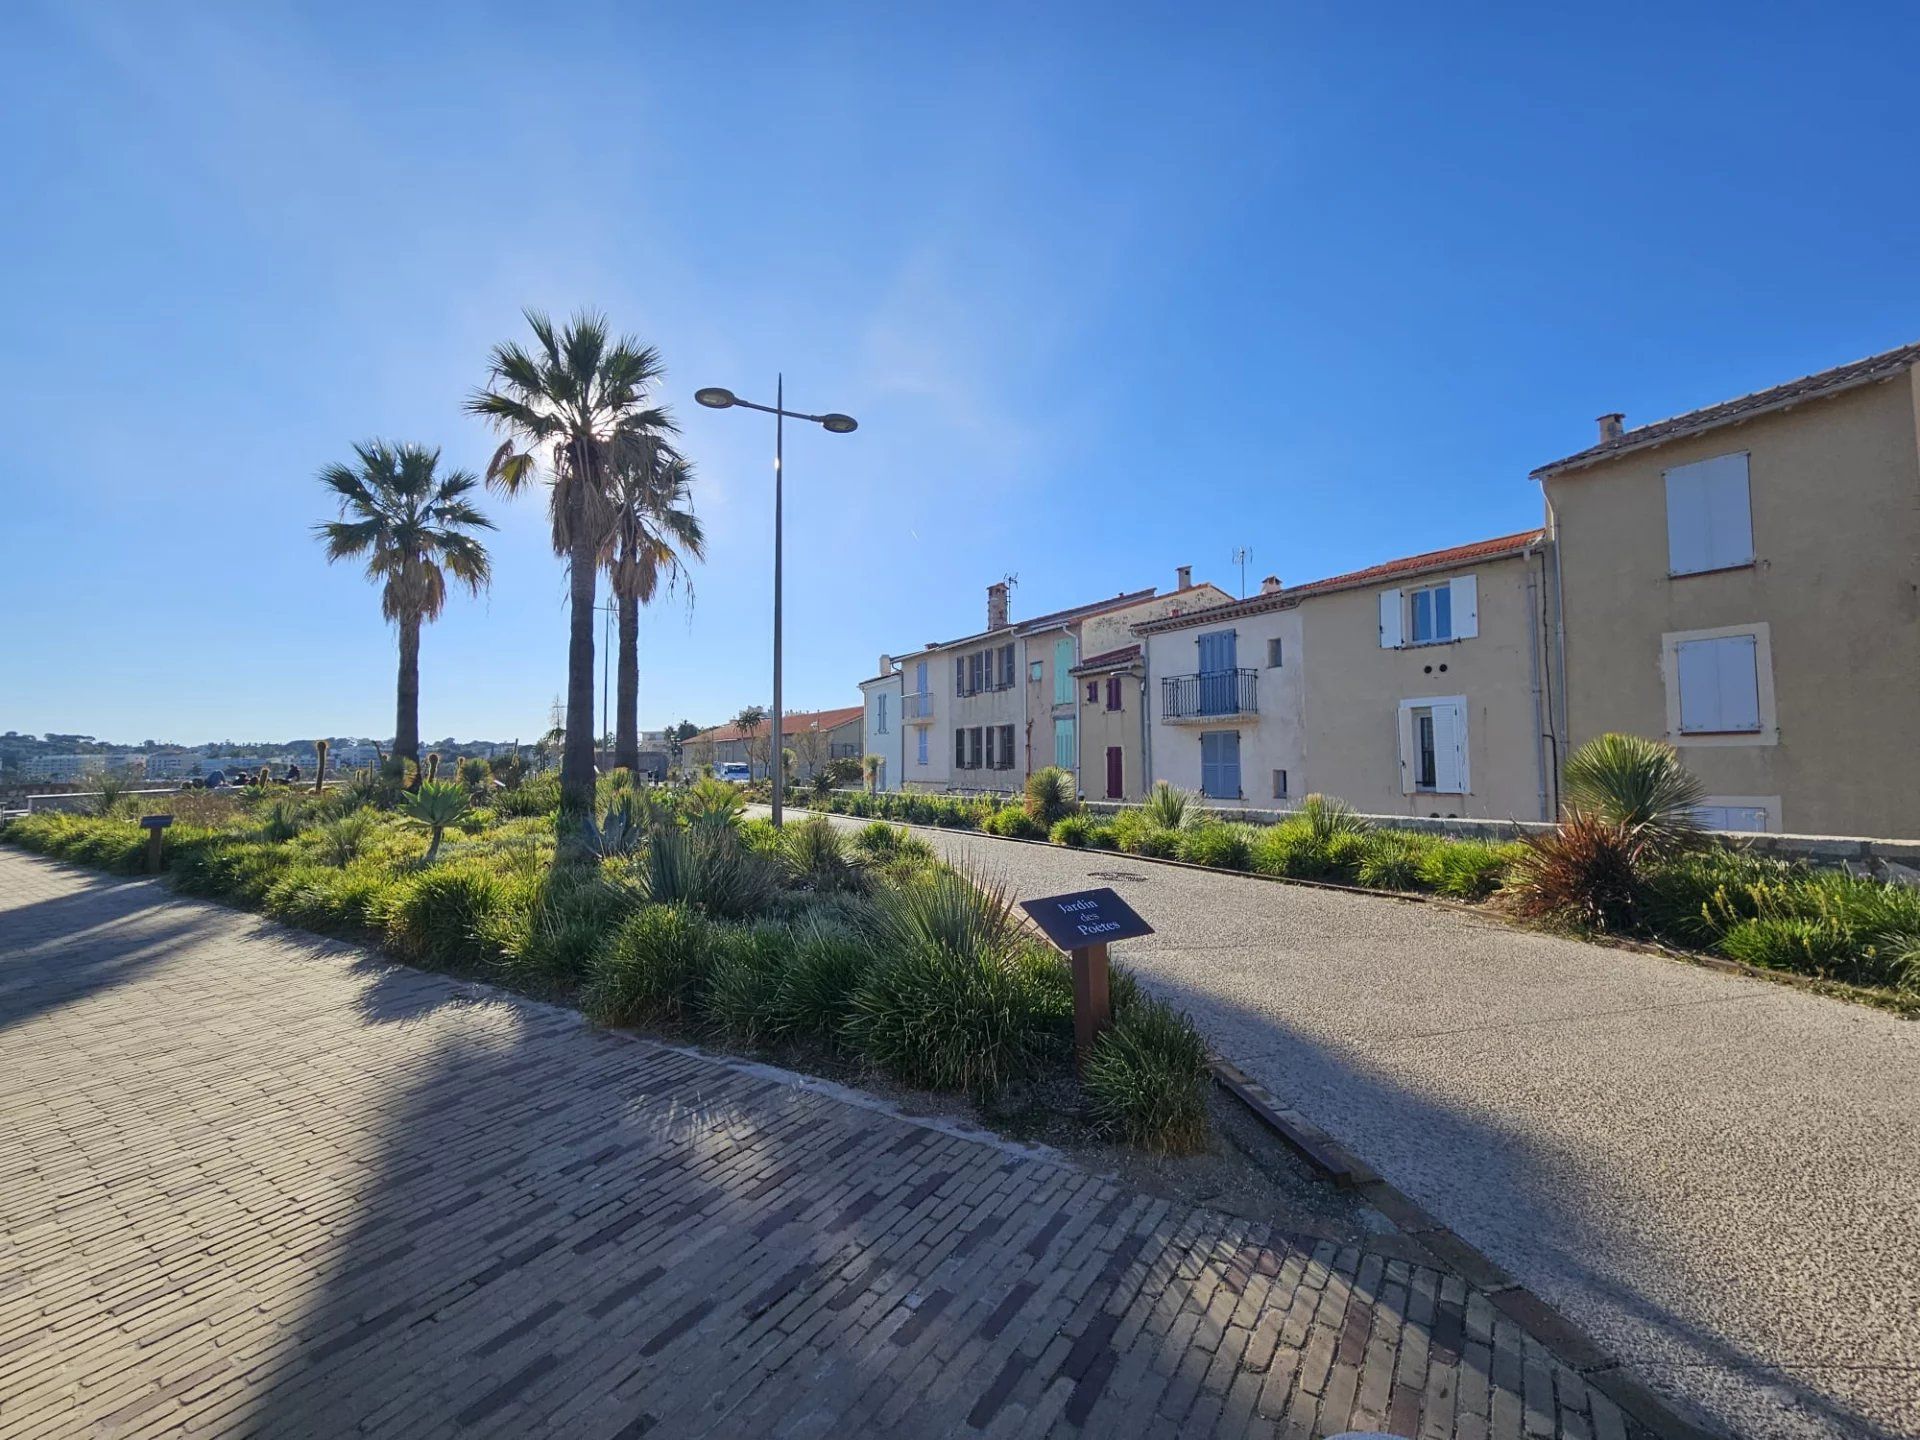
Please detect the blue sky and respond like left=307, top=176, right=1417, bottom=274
left=4, top=2, right=1916, bottom=744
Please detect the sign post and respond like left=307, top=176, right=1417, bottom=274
left=1018, top=887, right=1154, bottom=1073
left=140, top=814, right=173, bottom=874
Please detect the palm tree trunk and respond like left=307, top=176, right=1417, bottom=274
left=615, top=588, right=640, bottom=771
left=395, top=616, right=422, bottom=763
left=561, top=523, right=600, bottom=813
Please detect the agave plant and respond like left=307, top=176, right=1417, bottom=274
left=1562, top=733, right=1705, bottom=855
left=579, top=795, right=645, bottom=859
left=397, top=779, right=471, bottom=862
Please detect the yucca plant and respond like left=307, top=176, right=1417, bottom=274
left=1023, top=767, right=1079, bottom=827
left=92, top=773, right=130, bottom=817
left=397, top=779, right=471, bottom=862
left=1562, top=733, right=1705, bottom=855
left=1297, top=793, right=1367, bottom=843
left=1141, top=781, right=1202, bottom=831
left=781, top=815, right=868, bottom=893
left=683, top=774, right=746, bottom=824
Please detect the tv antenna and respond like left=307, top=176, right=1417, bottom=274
left=1230, top=546, right=1252, bottom=599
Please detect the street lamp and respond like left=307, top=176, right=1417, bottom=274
left=696, top=376, right=858, bottom=827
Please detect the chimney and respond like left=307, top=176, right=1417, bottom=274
left=1597, top=412, right=1625, bottom=444
left=1260, top=575, right=1282, bottom=595
left=986, top=581, right=1009, bottom=630
left=1175, top=565, right=1192, bottom=592
left=877, top=653, right=893, bottom=675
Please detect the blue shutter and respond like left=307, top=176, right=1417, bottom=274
left=1200, top=731, right=1241, bottom=799
left=1196, top=631, right=1238, bottom=715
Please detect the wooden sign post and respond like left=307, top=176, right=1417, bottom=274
left=1019, top=887, right=1154, bottom=1073
left=139, top=815, right=174, bottom=874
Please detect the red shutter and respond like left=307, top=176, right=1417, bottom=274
left=1106, top=747, right=1123, bottom=799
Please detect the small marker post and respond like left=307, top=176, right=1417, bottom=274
left=1018, top=887, right=1153, bottom=1077
left=140, top=815, right=174, bottom=873
left=1069, top=941, right=1112, bottom=1074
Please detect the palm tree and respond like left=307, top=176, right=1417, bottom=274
left=733, top=705, right=767, bottom=779
left=605, top=447, right=705, bottom=771
left=467, top=309, right=674, bottom=812
left=315, top=442, right=493, bottom=766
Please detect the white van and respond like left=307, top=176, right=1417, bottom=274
left=716, top=762, right=752, bottom=784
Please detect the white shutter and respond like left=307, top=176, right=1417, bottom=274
left=1676, top=640, right=1723, bottom=731
left=1450, top=575, right=1478, bottom=639
left=1396, top=703, right=1417, bottom=793
left=1667, top=453, right=1752, bottom=574
left=1716, top=637, right=1761, bottom=731
left=1676, top=636, right=1759, bottom=733
left=1379, top=589, right=1403, bottom=649
left=1441, top=698, right=1470, bottom=792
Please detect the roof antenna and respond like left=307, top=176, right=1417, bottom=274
left=1231, top=546, right=1252, bottom=599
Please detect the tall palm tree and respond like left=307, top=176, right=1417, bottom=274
left=605, top=447, right=705, bottom=771
left=315, top=442, right=493, bottom=766
left=467, top=309, right=674, bottom=812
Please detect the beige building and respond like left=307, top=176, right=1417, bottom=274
left=1535, top=340, right=1920, bottom=837
left=1137, top=534, right=1554, bottom=819
left=1070, top=645, right=1146, bottom=800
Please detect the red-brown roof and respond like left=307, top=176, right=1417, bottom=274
left=1532, top=340, right=1920, bottom=477
left=692, top=705, right=863, bottom=744
left=1132, top=531, right=1544, bottom=635
left=1069, top=644, right=1142, bottom=674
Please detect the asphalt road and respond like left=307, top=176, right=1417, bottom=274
left=796, top=809, right=1920, bottom=1440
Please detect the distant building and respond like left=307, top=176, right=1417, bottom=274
left=685, top=706, right=865, bottom=782
left=859, top=657, right=904, bottom=792
left=20, top=754, right=144, bottom=782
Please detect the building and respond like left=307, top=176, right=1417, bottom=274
left=1535, top=340, right=1920, bottom=837
left=858, top=658, right=904, bottom=792
left=1136, top=533, right=1554, bottom=819
left=685, top=706, right=865, bottom=782
left=893, top=570, right=1231, bottom=795
left=1071, top=645, right=1147, bottom=800
left=20, top=754, right=110, bottom=782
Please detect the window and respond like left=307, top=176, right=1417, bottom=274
left=1053, top=639, right=1075, bottom=705
left=875, top=693, right=889, bottom=734
left=999, top=643, right=1016, bottom=689
left=1398, top=696, right=1468, bottom=794
left=970, top=727, right=984, bottom=769
left=1199, top=731, right=1241, bottom=799
left=1666, top=452, right=1753, bottom=576
left=954, top=729, right=966, bottom=768
left=1675, top=635, right=1761, bottom=734
left=916, top=728, right=928, bottom=766
left=984, top=725, right=998, bottom=770
left=1105, top=676, right=1123, bottom=711
left=968, top=651, right=985, bottom=695
left=1085, top=680, right=1099, bottom=704
left=996, top=724, right=1016, bottom=770
left=1380, top=577, right=1478, bottom=648
left=1409, top=584, right=1452, bottom=644
left=1053, top=717, right=1075, bottom=770
left=1030, top=660, right=1044, bottom=683
left=1266, top=637, right=1283, bottom=668
left=954, top=656, right=966, bottom=697
left=1695, top=804, right=1769, bottom=832
left=914, top=660, right=928, bottom=695
left=1272, top=768, right=1288, bottom=800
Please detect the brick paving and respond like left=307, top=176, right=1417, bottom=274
left=0, top=850, right=1640, bottom=1439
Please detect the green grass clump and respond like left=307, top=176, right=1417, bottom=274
left=313, top=811, right=378, bottom=867
left=849, top=821, right=933, bottom=864
left=703, top=922, right=795, bottom=1043
left=1354, top=830, right=1435, bottom=890
left=1417, top=839, right=1522, bottom=899
left=383, top=863, right=514, bottom=969
left=774, top=922, right=873, bottom=1043
left=586, top=903, right=721, bottom=1024
left=780, top=815, right=869, bottom=893
left=984, top=807, right=1047, bottom=840
left=1050, top=814, right=1097, bottom=848
left=487, top=867, right=642, bottom=987
left=1175, top=823, right=1255, bottom=871
left=262, top=863, right=390, bottom=934
left=494, top=774, right=562, bottom=818
left=638, top=816, right=785, bottom=920
left=1111, top=809, right=1178, bottom=857
left=1084, top=998, right=1211, bottom=1154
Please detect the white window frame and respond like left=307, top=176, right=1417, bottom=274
left=1662, top=622, right=1777, bottom=747
left=1693, top=795, right=1780, bottom=834
left=1380, top=575, right=1478, bottom=649
left=1665, top=451, right=1754, bottom=578
left=1397, top=695, right=1469, bottom=795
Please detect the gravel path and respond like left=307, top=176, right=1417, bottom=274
left=794, top=810, right=1920, bottom=1440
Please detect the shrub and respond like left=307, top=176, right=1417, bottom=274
left=93, top=774, right=131, bottom=817
left=262, top=863, right=387, bottom=934
left=1250, top=818, right=1331, bottom=880
left=170, top=838, right=294, bottom=903
left=578, top=796, right=646, bottom=859
left=775, top=922, right=874, bottom=1043
left=703, top=922, right=795, bottom=1042
left=1141, top=782, right=1202, bottom=831
left=1637, top=847, right=1787, bottom=947
left=383, top=862, right=512, bottom=968
left=258, top=800, right=304, bottom=844
left=458, top=756, right=492, bottom=793
left=1050, top=814, right=1096, bottom=848
left=586, top=904, right=720, bottom=1024
left=1176, top=823, right=1254, bottom=871
left=1500, top=814, right=1646, bottom=932
left=1087, top=821, right=1120, bottom=850
left=1111, top=809, right=1178, bottom=857
left=1354, top=830, right=1434, bottom=890
left=1717, top=916, right=1860, bottom=977
left=315, top=811, right=377, bottom=867
left=1084, top=999, right=1211, bottom=1154
left=489, top=870, right=642, bottom=987
left=781, top=816, right=869, bottom=893
left=1024, top=767, right=1079, bottom=827
left=1297, top=793, right=1368, bottom=844
left=494, top=773, right=561, bottom=817
left=985, top=807, right=1047, bottom=840
left=683, top=776, right=746, bottom=824
left=1562, top=733, right=1704, bottom=854
left=1417, top=839, right=1522, bottom=900
left=636, top=817, right=784, bottom=921
left=850, top=821, right=931, bottom=862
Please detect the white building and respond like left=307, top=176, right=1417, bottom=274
left=858, top=657, right=904, bottom=792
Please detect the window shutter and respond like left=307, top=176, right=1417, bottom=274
left=1379, top=590, right=1403, bottom=649
left=1450, top=575, right=1478, bottom=639
left=955, top=729, right=965, bottom=767
left=1396, top=703, right=1417, bottom=794
left=1716, top=638, right=1760, bottom=731
left=1431, top=700, right=1469, bottom=793
left=954, top=657, right=964, bottom=696
left=1678, top=636, right=1760, bottom=733
left=1667, top=453, right=1753, bottom=574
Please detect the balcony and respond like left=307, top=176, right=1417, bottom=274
left=903, top=691, right=936, bottom=724
left=1161, top=669, right=1258, bottom=723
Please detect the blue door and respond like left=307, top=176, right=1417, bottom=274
left=1196, top=630, right=1238, bottom=715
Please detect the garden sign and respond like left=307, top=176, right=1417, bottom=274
left=1019, top=887, right=1153, bottom=1070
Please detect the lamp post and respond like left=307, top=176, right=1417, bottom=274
left=695, top=377, right=858, bottom=827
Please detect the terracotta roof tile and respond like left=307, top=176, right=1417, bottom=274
left=1069, top=644, right=1142, bottom=673
left=692, top=705, right=863, bottom=744
left=1532, top=340, right=1920, bottom=477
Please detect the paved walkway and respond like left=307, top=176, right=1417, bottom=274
left=798, top=813, right=1920, bottom=1440
left=0, top=850, right=1637, bottom=1439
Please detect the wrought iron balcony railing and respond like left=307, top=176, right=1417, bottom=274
left=1160, top=669, right=1258, bottom=721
